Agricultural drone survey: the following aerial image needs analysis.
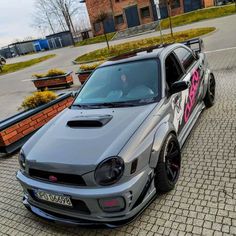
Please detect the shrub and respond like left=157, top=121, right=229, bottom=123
left=75, top=27, right=216, bottom=63
left=75, top=32, right=116, bottom=46
left=33, top=68, right=66, bottom=79
left=46, top=69, right=66, bottom=77
left=79, top=62, right=103, bottom=71
left=33, top=73, right=45, bottom=78
left=20, top=91, right=58, bottom=110
left=160, top=4, right=236, bottom=29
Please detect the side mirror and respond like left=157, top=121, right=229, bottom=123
left=170, top=81, right=190, bottom=94
left=194, top=52, right=199, bottom=60
left=72, top=90, right=80, bottom=98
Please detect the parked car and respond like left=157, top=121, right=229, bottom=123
left=17, top=39, right=216, bottom=227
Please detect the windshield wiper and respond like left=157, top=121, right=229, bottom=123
left=72, top=100, right=155, bottom=109
left=93, top=101, right=143, bottom=108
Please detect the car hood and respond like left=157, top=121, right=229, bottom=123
left=25, top=104, right=156, bottom=175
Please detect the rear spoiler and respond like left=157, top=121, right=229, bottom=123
left=181, top=38, right=204, bottom=53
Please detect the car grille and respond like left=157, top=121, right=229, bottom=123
left=28, top=190, right=91, bottom=215
left=28, top=168, right=86, bottom=186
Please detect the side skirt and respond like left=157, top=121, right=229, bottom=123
left=178, top=101, right=205, bottom=148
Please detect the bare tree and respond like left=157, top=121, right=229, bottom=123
left=166, top=0, right=174, bottom=39
left=95, top=12, right=111, bottom=50
left=32, top=0, right=56, bottom=34
left=33, top=0, right=80, bottom=37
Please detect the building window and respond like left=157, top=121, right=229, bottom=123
left=171, top=0, right=180, bottom=8
left=115, top=15, right=124, bottom=25
left=159, top=0, right=180, bottom=8
left=94, top=22, right=101, bottom=32
left=140, top=7, right=150, bottom=18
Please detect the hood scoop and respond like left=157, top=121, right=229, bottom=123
left=67, top=115, right=113, bottom=128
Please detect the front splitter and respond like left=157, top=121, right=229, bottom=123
left=23, top=194, right=156, bottom=228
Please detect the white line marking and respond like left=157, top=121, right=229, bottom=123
left=205, top=46, right=236, bottom=53
left=22, top=79, right=32, bottom=82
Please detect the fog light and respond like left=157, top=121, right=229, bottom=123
left=99, top=197, right=125, bottom=212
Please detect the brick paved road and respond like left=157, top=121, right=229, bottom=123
left=0, top=48, right=235, bottom=236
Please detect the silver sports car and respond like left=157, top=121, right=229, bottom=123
left=17, top=39, right=216, bottom=227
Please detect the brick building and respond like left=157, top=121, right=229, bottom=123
left=85, top=0, right=214, bottom=36
left=159, top=0, right=214, bottom=18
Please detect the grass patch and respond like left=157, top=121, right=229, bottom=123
left=160, top=4, right=236, bottom=29
left=75, top=27, right=215, bottom=63
left=75, top=32, right=116, bottom=46
left=0, top=54, right=56, bottom=76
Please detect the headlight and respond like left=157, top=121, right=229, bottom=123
left=95, top=157, right=124, bottom=186
left=18, top=149, right=26, bottom=170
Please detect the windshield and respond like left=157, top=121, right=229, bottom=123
left=73, top=59, right=161, bottom=108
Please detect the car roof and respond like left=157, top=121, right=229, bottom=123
left=99, top=43, right=180, bottom=67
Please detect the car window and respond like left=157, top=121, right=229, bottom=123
left=174, top=47, right=196, bottom=71
left=165, top=53, right=184, bottom=88
left=73, top=59, right=161, bottom=106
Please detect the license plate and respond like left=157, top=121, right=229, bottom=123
left=34, top=190, right=72, bottom=207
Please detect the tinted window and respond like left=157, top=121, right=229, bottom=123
left=73, top=60, right=161, bottom=106
left=165, top=53, right=184, bottom=88
left=174, top=47, right=196, bottom=71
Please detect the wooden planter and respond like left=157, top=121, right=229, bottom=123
left=32, top=72, right=74, bottom=90
left=76, top=70, right=93, bottom=84
left=0, top=93, right=74, bottom=154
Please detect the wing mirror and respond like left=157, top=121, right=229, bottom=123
left=72, top=90, right=80, bottom=98
left=170, top=81, right=190, bottom=94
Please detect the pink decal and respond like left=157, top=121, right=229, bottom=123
left=184, top=69, right=201, bottom=123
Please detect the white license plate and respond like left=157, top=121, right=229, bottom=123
left=35, top=190, right=73, bottom=207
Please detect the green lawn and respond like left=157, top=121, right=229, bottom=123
left=0, top=54, right=56, bottom=76
left=160, top=4, right=236, bottom=30
left=75, top=32, right=116, bottom=47
left=75, top=27, right=215, bottom=63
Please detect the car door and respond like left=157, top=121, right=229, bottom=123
left=164, top=52, right=186, bottom=134
left=173, top=47, right=203, bottom=129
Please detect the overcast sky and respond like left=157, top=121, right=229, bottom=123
left=0, top=0, right=89, bottom=48
left=0, top=0, right=37, bottom=47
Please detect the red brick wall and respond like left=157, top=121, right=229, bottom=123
left=86, top=0, right=215, bottom=35
left=203, top=0, right=214, bottom=8
left=86, top=0, right=154, bottom=35
left=0, top=97, right=73, bottom=147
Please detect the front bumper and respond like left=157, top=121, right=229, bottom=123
left=22, top=194, right=156, bottom=227
left=16, top=168, right=156, bottom=226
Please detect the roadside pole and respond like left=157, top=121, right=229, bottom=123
left=154, top=0, right=164, bottom=44
left=167, top=0, right=174, bottom=39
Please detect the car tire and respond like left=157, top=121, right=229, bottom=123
left=154, top=133, right=181, bottom=193
left=204, top=73, right=216, bottom=108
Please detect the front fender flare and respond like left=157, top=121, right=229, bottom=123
left=149, top=122, right=176, bottom=169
